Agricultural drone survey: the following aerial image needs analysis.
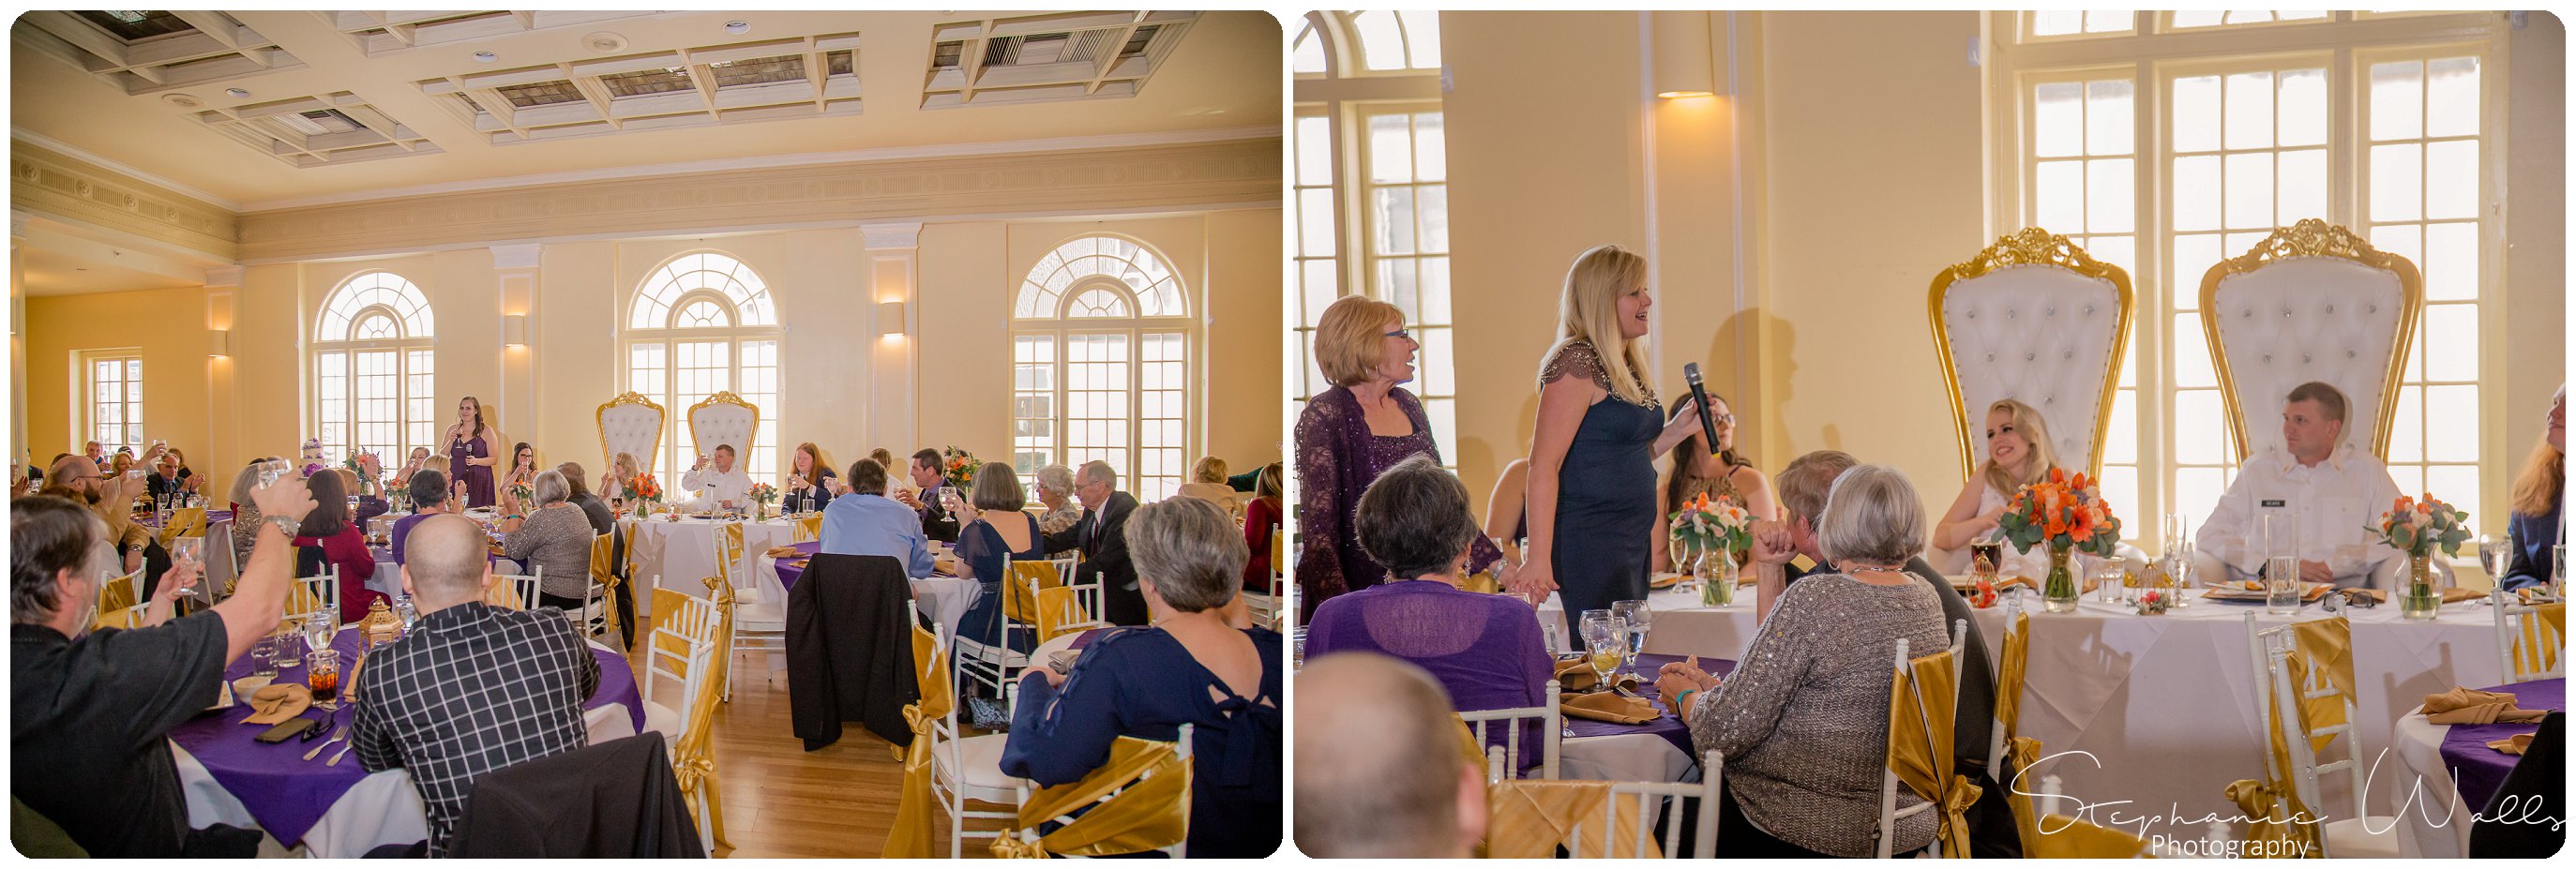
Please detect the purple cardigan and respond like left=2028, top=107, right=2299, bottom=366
left=1293, top=386, right=1500, bottom=619
left=1303, top=578, right=1553, bottom=766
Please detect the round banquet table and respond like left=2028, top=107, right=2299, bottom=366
left=757, top=539, right=977, bottom=642
left=1541, top=579, right=2508, bottom=823
left=623, top=514, right=801, bottom=618
left=168, top=629, right=642, bottom=858
left=2390, top=677, right=2563, bottom=858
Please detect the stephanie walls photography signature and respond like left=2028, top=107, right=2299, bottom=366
left=2012, top=748, right=2563, bottom=847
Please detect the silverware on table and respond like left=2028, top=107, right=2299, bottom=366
left=303, top=725, right=350, bottom=761
left=327, top=741, right=358, bottom=767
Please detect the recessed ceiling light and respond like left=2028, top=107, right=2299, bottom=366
left=225, top=87, right=250, bottom=98
left=474, top=51, right=497, bottom=63
left=161, top=94, right=203, bottom=109
left=725, top=21, right=749, bottom=34
left=582, top=31, right=628, bottom=53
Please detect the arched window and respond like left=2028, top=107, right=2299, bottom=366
left=623, top=251, right=782, bottom=485
left=312, top=271, right=437, bottom=465
left=1011, top=235, right=1194, bottom=501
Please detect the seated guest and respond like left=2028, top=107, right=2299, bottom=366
left=559, top=461, right=632, bottom=648
left=1032, top=463, right=1085, bottom=556
left=2503, top=385, right=2565, bottom=592
left=1306, top=455, right=1551, bottom=768
left=1655, top=463, right=1951, bottom=858
left=1040, top=460, right=1145, bottom=625
left=1295, top=652, right=1484, bottom=859
left=501, top=471, right=595, bottom=611
left=1930, top=398, right=2061, bottom=579
left=391, top=470, right=450, bottom=564
left=227, top=457, right=276, bottom=567
left=784, top=442, right=837, bottom=514
left=353, top=515, right=600, bottom=858
left=340, top=466, right=389, bottom=528
left=868, top=448, right=898, bottom=491
left=83, top=440, right=106, bottom=470
left=1654, top=391, right=1780, bottom=571
left=896, top=448, right=962, bottom=544
left=108, top=448, right=136, bottom=480
left=144, top=449, right=199, bottom=506
left=12, top=473, right=313, bottom=857
left=1177, top=456, right=1237, bottom=505
left=293, top=468, right=383, bottom=624
left=1242, top=463, right=1284, bottom=593
left=952, top=464, right=1045, bottom=658
left=556, top=462, right=614, bottom=536
left=499, top=442, right=539, bottom=496
left=681, top=444, right=750, bottom=511
left=396, top=446, right=431, bottom=488
left=600, top=451, right=640, bottom=512
left=40, top=453, right=152, bottom=577
left=818, top=458, right=935, bottom=577
left=2194, top=382, right=2408, bottom=590
left=1002, top=496, right=1282, bottom=858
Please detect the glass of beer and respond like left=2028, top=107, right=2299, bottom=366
left=307, top=649, right=342, bottom=708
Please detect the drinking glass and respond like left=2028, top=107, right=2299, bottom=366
left=2266, top=555, right=2302, bottom=615
left=306, top=649, right=342, bottom=709
left=2090, top=558, right=2129, bottom=605
left=1579, top=611, right=1621, bottom=685
left=1540, top=616, right=1567, bottom=658
left=2553, top=545, right=2568, bottom=600
left=254, top=457, right=297, bottom=489
left=303, top=612, right=338, bottom=660
left=168, top=537, right=204, bottom=600
left=1611, top=600, right=1651, bottom=671
left=249, top=637, right=278, bottom=679
left=2166, top=546, right=2195, bottom=608
left=272, top=623, right=301, bottom=669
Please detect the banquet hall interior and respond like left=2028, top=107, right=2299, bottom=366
left=1290, top=9, right=2565, bottom=860
left=9, top=9, right=1281, bottom=859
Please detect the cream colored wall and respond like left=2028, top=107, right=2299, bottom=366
left=1204, top=208, right=1288, bottom=468
left=23, top=285, right=219, bottom=488
left=2502, top=14, right=2568, bottom=487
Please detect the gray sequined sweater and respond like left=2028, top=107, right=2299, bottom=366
left=1683, top=572, right=1950, bottom=857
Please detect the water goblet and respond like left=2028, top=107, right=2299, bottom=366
left=168, top=537, right=205, bottom=601
left=1611, top=600, right=1651, bottom=672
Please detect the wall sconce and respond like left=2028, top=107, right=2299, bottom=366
left=503, top=314, right=528, bottom=347
left=206, top=329, right=231, bottom=357
left=1652, top=10, right=1717, bottom=98
left=877, top=301, right=907, bottom=337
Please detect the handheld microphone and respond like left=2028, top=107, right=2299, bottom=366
left=1682, top=363, right=1721, bottom=456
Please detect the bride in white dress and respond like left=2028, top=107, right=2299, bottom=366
left=1930, top=398, right=2061, bottom=580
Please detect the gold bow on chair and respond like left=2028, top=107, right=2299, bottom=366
left=1995, top=610, right=2031, bottom=741
left=791, top=514, right=823, bottom=544
left=2002, top=737, right=2045, bottom=856
left=587, top=533, right=625, bottom=642
left=990, top=735, right=1192, bottom=858
left=1005, top=561, right=1056, bottom=627
left=2224, top=777, right=2321, bottom=857
left=665, top=610, right=731, bottom=851
left=1888, top=648, right=1981, bottom=857
left=157, top=506, right=206, bottom=549
left=884, top=618, right=955, bottom=859
left=1484, top=780, right=1661, bottom=859
left=2284, top=618, right=2354, bottom=757
left=2513, top=603, right=2566, bottom=675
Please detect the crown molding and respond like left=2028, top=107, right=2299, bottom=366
left=233, top=125, right=1283, bottom=213
left=9, top=142, right=240, bottom=260
left=237, top=137, right=1283, bottom=263
left=8, top=129, right=244, bottom=212
left=861, top=222, right=925, bottom=250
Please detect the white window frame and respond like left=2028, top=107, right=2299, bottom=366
left=82, top=350, right=143, bottom=456
left=1990, top=10, right=2513, bottom=550
left=619, top=251, right=783, bottom=487
left=1010, top=234, right=1197, bottom=502
left=310, top=271, right=436, bottom=467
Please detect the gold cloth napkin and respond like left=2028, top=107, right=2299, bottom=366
left=243, top=682, right=311, bottom=725
left=1557, top=691, right=1660, bottom=725
left=2489, top=732, right=2536, bottom=756
left=2422, top=686, right=2548, bottom=725
left=1552, top=658, right=1637, bottom=694
left=763, top=546, right=803, bottom=558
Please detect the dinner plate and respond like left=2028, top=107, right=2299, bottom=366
left=2201, top=581, right=2333, bottom=602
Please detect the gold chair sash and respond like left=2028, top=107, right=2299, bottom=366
left=991, top=735, right=1192, bottom=858
left=156, top=506, right=206, bottom=548
left=2224, top=777, right=2321, bottom=857
left=484, top=577, right=525, bottom=610
left=716, top=523, right=746, bottom=589
left=1453, top=715, right=1489, bottom=774
left=1005, top=561, right=1059, bottom=627
left=288, top=576, right=333, bottom=615
left=1888, top=647, right=1980, bottom=857
left=1996, top=611, right=2031, bottom=741
left=2283, top=618, right=2354, bottom=757
left=95, top=573, right=139, bottom=621
left=1034, top=585, right=1096, bottom=644
left=2513, top=603, right=2566, bottom=676
left=1460, top=571, right=1499, bottom=595
left=1484, top=779, right=1662, bottom=859
left=587, top=532, right=625, bottom=642
left=2003, top=737, right=2045, bottom=857
left=657, top=584, right=730, bottom=849
left=791, top=515, right=823, bottom=544
left=884, top=615, right=957, bottom=859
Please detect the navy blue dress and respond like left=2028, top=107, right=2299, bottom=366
left=956, top=513, right=1044, bottom=655
left=1544, top=341, right=1664, bottom=649
left=1002, top=626, right=1284, bottom=858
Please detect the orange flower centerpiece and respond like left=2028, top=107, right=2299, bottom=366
left=1996, top=468, right=2125, bottom=613
left=1667, top=493, right=1754, bottom=606
left=2369, top=493, right=2468, bottom=621
left=632, top=472, right=664, bottom=517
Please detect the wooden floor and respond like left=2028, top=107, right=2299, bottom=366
left=616, top=645, right=1013, bottom=859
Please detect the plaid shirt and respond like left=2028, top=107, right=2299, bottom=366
left=351, top=601, right=599, bottom=857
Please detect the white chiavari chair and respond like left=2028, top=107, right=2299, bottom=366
left=2244, top=613, right=2398, bottom=858
left=2492, top=585, right=2567, bottom=682
left=1458, top=679, right=1564, bottom=780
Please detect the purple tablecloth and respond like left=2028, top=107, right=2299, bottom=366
left=771, top=540, right=824, bottom=590
left=1561, top=652, right=1737, bottom=760
left=167, top=628, right=639, bottom=847
left=2435, top=678, right=2562, bottom=812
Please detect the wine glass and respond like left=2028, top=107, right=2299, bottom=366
left=2478, top=532, right=2515, bottom=593
left=303, top=611, right=338, bottom=660
left=168, top=537, right=204, bottom=601
left=1611, top=599, right=1651, bottom=673
left=1578, top=610, right=1621, bottom=685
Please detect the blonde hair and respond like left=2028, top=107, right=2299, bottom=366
left=1545, top=245, right=1655, bottom=406
left=1315, top=296, right=1408, bottom=388
left=611, top=451, right=639, bottom=482
left=1193, top=456, right=1229, bottom=484
left=1978, top=398, right=2061, bottom=497
left=423, top=455, right=451, bottom=476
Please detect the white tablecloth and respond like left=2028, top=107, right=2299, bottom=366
left=174, top=643, right=637, bottom=858
left=1546, top=582, right=2505, bottom=825
left=2390, top=704, right=2483, bottom=858
left=753, top=549, right=977, bottom=643
left=625, top=516, right=799, bottom=617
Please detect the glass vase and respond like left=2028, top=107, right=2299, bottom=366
left=2399, top=553, right=2441, bottom=621
left=1699, top=549, right=1736, bottom=607
left=2042, top=542, right=2079, bottom=613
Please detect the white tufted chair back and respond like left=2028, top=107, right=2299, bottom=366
left=686, top=392, right=761, bottom=462
left=1930, top=228, right=2134, bottom=480
left=2200, top=220, right=2420, bottom=460
left=597, top=392, right=666, bottom=477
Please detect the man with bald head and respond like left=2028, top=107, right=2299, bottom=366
left=43, top=449, right=160, bottom=580
left=348, top=514, right=599, bottom=858
left=1294, top=652, right=1484, bottom=858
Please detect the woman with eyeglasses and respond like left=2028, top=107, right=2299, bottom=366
left=1651, top=390, right=1778, bottom=572
left=1293, top=296, right=1503, bottom=621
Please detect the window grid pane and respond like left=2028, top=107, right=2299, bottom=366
left=2029, top=72, right=2142, bottom=544
left=1014, top=336, right=1059, bottom=473
left=1063, top=333, right=1134, bottom=485
left=2368, top=54, right=2484, bottom=510
left=1138, top=332, right=1187, bottom=502
left=85, top=353, right=145, bottom=455
left=1362, top=107, right=1456, bottom=470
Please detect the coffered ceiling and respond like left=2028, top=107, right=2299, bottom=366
left=10, top=10, right=1280, bottom=209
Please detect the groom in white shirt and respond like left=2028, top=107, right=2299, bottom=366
left=2193, top=382, right=2424, bottom=591
left=683, top=443, right=751, bottom=511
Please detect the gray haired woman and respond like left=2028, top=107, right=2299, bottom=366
left=1033, top=463, right=1084, bottom=556
left=501, top=469, right=594, bottom=608
left=1654, top=463, right=1951, bottom=858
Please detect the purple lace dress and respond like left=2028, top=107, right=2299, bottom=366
left=1294, top=385, right=1501, bottom=621
left=1303, top=579, right=1554, bottom=770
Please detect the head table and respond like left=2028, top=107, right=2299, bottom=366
left=166, top=626, right=641, bottom=858
left=2389, top=677, right=2562, bottom=859
left=1538, top=577, right=2508, bottom=844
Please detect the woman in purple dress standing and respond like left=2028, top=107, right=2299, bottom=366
left=1295, top=297, right=1503, bottom=622
left=444, top=396, right=502, bottom=509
